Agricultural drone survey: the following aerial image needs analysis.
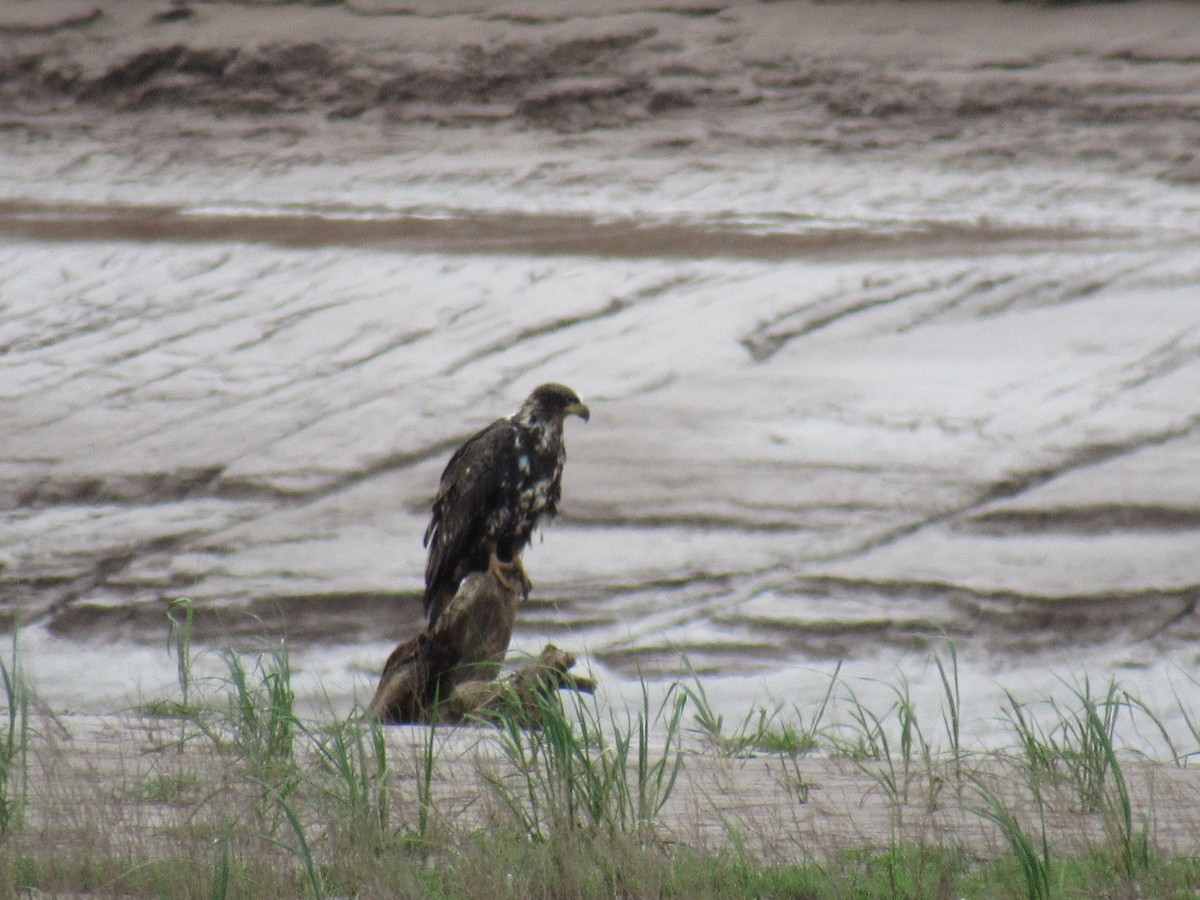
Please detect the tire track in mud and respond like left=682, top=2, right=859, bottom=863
left=962, top=505, right=1200, bottom=536
left=442, top=272, right=702, bottom=377
left=440, top=296, right=635, bottom=376
left=741, top=273, right=956, bottom=362
left=740, top=255, right=1159, bottom=360
left=845, top=418, right=1200, bottom=557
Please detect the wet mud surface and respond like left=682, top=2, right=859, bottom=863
left=2, top=0, right=1200, bottom=721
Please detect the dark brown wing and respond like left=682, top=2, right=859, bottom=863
left=422, top=418, right=517, bottom=622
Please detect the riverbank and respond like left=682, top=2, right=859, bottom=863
left=4, top=637, right=1200, bottom=897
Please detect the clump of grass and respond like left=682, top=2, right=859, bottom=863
left=934, top=640, right=963, bottom=780
left=620, top=679, right=687, bottom=833
left=1171, top=670, right=1200, bottom=762
left=682, top=657, right=837, bottom=758
left=166, top=597, right=198, bottom=712
left=304, top=710, right=390, bottom=850
left=136, top=697, right=198, bottom=719
left=414, top=699, right=438, bottom=846
left=217, top=643, right=297, bottom=778
left=984, top=674, right=1161, bottom=893
left=1004, top=678, right=1144, bottom=818
left=681, top=657, right=725, bottom=739
left=969, top=774, right=1051, bottom=900
left=127, top=772, right=205, bottom=804
left=138, top=598, right=206, bottom=729
left=484, top=678, right=685, bottom=843
left=732, top=703, right=821, bottom=757
left=211, top=823, right=233, bottom=900
left=0, top=629, right=29, bottom=839
left=267, top=786, right=324, bottom=900
left=1060, top=679, right=1150, bottom=878
left=147, top=626, right=305, bottom=824
left=825, top=671, right=950, bottom=826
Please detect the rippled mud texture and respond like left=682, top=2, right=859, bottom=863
left=4, top=0, right=1200, bottom=180
left=2, top=0, right=1200, bottom=715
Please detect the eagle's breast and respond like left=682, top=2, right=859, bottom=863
left=514, top=418, right=564, bottom=531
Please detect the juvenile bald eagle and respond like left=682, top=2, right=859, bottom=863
left=423, top=383, right=589, bottom=627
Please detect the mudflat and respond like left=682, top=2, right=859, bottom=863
left=0, top=1, right=1198, bottom=734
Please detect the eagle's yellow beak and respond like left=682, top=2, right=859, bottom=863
left=568, top=401, right=590, bottom=422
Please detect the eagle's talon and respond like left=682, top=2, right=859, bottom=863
left=488, top=552, right=531, bottom=599
left=514, top=556, right=532, bottom=599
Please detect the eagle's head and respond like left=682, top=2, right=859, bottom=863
left=515, top=383, right=590, bottom=427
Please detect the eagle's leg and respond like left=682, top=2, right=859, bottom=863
left=512, top=554, right=532, bottom=598
left=488, top=551, right=532, bottom=599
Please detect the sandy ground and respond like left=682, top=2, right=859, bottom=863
left=18, top=709, right=1200, bottom=867
left=1, top=0, right=1200, bottom=745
